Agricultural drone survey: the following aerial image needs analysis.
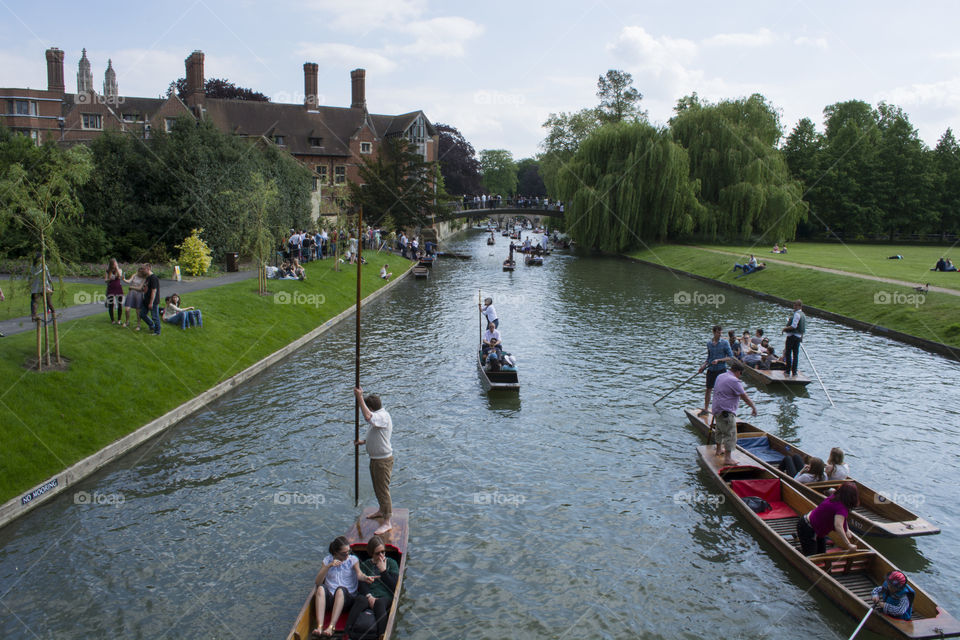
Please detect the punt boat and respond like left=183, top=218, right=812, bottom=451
left=685, top=409, right=940, bottom=537
left=697, top=449, right=958, bottom=639
left=477, top=348, right=519, bottom=391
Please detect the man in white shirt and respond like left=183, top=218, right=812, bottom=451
left=479, top=297, right=498, bottom=329
left=482, top=322, right=502, bottom=356
left=354, top=387, right=394, bottom=535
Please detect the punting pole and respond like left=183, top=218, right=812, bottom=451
left=800, top=343, right=835, bottom=408
left=652, top=370, right=702, bottom=405
left=478, top=289, right=482, bottom=347
left=354, top=208, right=363, bottom=508
left=847, top=607, right=872, bottom=640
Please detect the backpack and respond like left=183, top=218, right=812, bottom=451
left=347, top=608, right=378, bottom=640
left=743, top=496, right=771, bottom=514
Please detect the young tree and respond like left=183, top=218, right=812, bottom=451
left=0, top=141, right=92, bottom=367
left=596, top=69, right=647, bottom=124
left=933, top=128, right=960, bottom=239
left=479, top=149, right=518, bottom=196
left=436, top=123, right=483, bottom=195
left=224, top=172, right=281, bottom=294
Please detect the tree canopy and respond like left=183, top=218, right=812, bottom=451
left=596, top=69, right=646, bottom=124
left=173, top=77, right=271, bottom=102
left=479, top=149, right=518, bottom=196
left=436, top=123, right=482, bottom=195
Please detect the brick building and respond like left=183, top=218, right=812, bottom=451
left=1, top=48, right=439, bottom=218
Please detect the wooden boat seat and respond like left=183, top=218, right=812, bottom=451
left=730, top=478, right=798, bottom=520
left=808, top=550, right=876, bottom=575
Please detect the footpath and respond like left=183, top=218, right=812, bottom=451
left=695, top=247, right=960, bottom=297
left=0, top=270, right=258, bottom=337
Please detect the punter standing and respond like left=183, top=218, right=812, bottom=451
left=781, top=299, right=805, bottom=377
left=354, top=386, right=394, bottom=535
left=697, top=324, right=734, bottom=415
left=479, top=297, right=499, bottom=328
left=712, top=362, right=757, bottom=465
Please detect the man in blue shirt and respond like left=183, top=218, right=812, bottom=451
left=697, top=325, right=734, bottom=415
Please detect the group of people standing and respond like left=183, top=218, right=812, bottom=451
left=104, top=260, right=201, bottom=334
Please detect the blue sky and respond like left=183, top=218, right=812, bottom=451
left=3, top=0, right=959, bottom=158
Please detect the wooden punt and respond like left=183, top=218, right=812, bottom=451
left=741, top=362, right=812, bottom=386
left=502, top=260, right=516, bottom=272
left=685, top=408, right=940, bottom=537
left=477, top=348, right=519, bottom=391
left=417, top=255, right=435, bottom=268
left=412, top=266, right=429, bottom=279
left=524, top=254, right=543, bottom=266
left=696, top=449, right=959, bottom=639
left=486, top=237, right=496, bottom=245
left=287, top=508, right=409, bottom=640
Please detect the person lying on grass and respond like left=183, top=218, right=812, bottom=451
left=163, top=294, right=202, bottom=329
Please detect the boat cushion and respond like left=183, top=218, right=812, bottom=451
left=730, top=478, right=797, bottom=520
left=738, top=436, right=785, bottom=465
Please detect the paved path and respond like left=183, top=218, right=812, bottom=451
left=695, top=246, right=960, bottom=297
left=0, top=269, right=257, bottom=337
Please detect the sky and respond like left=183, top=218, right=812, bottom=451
left=3, top=0, right=960, bottom=159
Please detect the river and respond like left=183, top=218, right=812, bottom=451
left=1, top=229, right=958, bottom=639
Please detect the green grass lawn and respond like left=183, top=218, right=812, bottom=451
left=0, top=255, right=412, bottom=503
left=628, top=245, right=960, bottom=348
left=698, top=242, right=960, bottom=292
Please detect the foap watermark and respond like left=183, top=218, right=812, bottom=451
left=75, top=92, right=125, bottom=106
left=274, top=91, right=329, bottom=107
left=673, top=490, right=725, bottom=506
left=473, top=90, right=526, bottom=107
left=274, top=491, right=326, bottom=508
left=74, top=490, right=125, bottom=507
left=273, top=291, right=326, bottom=307
left=73, top=290, right=119, bottom=305
left=873, top=291, right=925, bottom=307
left=876, top=491, right=925, bottom=508
left=473, top=490, right=526, bottom=507
left=674, top=291, right=725, bottom=308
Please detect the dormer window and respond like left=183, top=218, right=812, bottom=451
left=274, top=135, right=285, bottom=146
left=81, top=113, right=102, bottom=130
left=309, top=137, right=323, bottom=146
left=122, top=113, right=138, bottom=123
left=360, top=142, right=372, bottom=154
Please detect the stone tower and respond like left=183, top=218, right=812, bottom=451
left=77, top=48, right=93, bottom=94
left=103, top=59, right=117, bottom=98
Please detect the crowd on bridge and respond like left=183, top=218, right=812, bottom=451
left=458, top=195, right=564, bottom=212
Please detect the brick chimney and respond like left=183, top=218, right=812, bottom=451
left=304, top=62, right=318, bottom=108
left=45, top=48, right=65, bottom=94
left=185, top=50, right=205, bottom=107
left=350, top=68, right=366, bottom=110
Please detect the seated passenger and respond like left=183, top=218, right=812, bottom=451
left=742, top=343, right=763, bottom=367
left=345, top=535, right=399, bottom=640
left=796, top=482, right=859, bottom=555
left=482, top=322, right=502, bottom=357
left=872, top=570, right=915, bottom=620
left=163, top=294, right=202, bottom=329
left=758, top=338, right=777, bottom=370
left=485, top=350, right=501, bottom=372
left=728, top=330, right=742, bottom=360
left=793, top=457, right=827, bottom=483
left=825, top=447, right=849, bottom=480
left=312, top=536, right=373, bottom=637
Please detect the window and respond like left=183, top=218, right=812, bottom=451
left=13, top=129, right=39, bottom=145
left=122, top=113, right=138, bottom=123
left=273, top=135, right=285, bottom=146
left=312, top=177, right=320, bottom=192
left=309, top=137, right=323, bottom=146
left=165, top=118, right=177, bottom=133
left=315, top=165, right=328, bottom=184
left=13, top=100, right=37, bottom=116
left=360, top=142, right=372, bottom=154
left=334, top=165, right=346, bottom=184
left=81, top=113, right=102, bottom=130
left=144, top=123, right=151, bottom=139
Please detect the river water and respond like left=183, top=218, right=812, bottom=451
left=1, top=230, right=958, bottom=639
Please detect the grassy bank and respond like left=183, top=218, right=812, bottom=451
left=700, top=242, right=960, bottom=292
left=0, top=255, right=412, bottom=503
left=627, top=245, right=960, bottom=349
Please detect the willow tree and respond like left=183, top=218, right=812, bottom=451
left=555, top=122, right=703, bottom=252
left=224, top=172, right=281, bottom=295
left=670, top=93, right=808, bottom=242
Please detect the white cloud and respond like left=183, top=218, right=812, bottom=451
left=608, top=26, right=698, bottom=79
left=703, top=28, right=776, bottom=48
left=392, top=16, right=485, bottom=57
left=793, top=36, right=829, bottom=50
left=296, top=43, right=397, bottom=74
left=880, top=77, right=960, bottom=110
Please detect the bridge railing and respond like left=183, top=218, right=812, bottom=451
left=441, top=198, right=565, bottom=214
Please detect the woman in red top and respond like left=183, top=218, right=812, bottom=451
left=796, top=482, right=859, bottom=555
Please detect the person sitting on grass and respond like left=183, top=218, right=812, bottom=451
left=733, top=254, right=758, bottom=272
left=292, top=258, right=305, bottom=280
left=380, top=264, right=392, bottom=280
left=163, top=294, right=202, bottom=329
left=772, top=244, right=780, bottom=253
left=872, top=570, right=915, bottom=620
left=945, top=258, right=958, bottom=272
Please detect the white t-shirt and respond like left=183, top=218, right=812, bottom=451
left=483, top=328, right=501, bottom=344
left=826, top=463, right=849, bottom=481
left=322, top=553, right=359, bottom=594
left=365, top=408, right=393, bottom=459
left=482, top=304, right=498, bottom=325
